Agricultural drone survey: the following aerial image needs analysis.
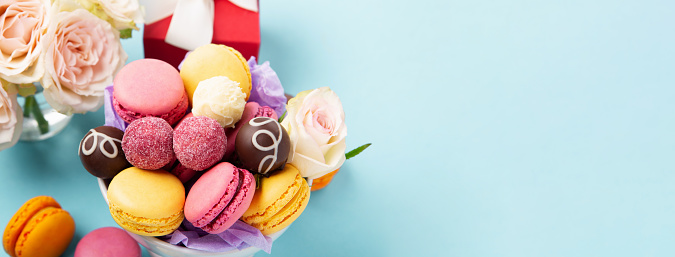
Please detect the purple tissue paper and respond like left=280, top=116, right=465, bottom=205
left=164, top=220, right=273, bottom=253
left=104, top=86, right=128, bottom=131
left=247, top=57, right=287, bottom=117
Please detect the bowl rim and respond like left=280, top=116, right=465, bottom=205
left=97, top=178, right=286, bottom=255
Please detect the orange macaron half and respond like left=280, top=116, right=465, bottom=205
left=3, top=196, right=75, bottom=257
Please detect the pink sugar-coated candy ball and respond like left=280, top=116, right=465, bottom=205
left=173, top=116, right=226, bottom=171
left=74, top=227, right=141, bottom=257
left=122, top=117, right=174, bottom=170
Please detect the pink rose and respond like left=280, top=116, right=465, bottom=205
left=281, top=87, right=347, bottom=180
left=0, top=82, right=23, bottom=151
left=41, top=8, right=127, bottom=114
left=0, top=0, right=49, bottom=84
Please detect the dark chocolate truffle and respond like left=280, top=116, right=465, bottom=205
left=79, top=126, right=131, bottom=178
left=235, top=117, right=290, bottom=175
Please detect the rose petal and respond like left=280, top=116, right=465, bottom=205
left=281, top=87, right=348, bottom=179
left=292, top=111, right=325, bottom=164
left=0, top=0, right=47, bottom=84
left=0, top=87, right=22, bottom=151
left=96, top=0, right=144, bottom=30
left=41, top=8, right=126, bottom=114
left=291, top=140, right=346, bottom=180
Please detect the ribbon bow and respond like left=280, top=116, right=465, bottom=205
left=141, top=0, right=258, bottom=50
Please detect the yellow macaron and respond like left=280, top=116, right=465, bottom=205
left=3, top=196, right=75, bottom=257
left=242, top=165, right=310, bottom=235
left=107, top=167, right=185, bottom=236
left=180, top=44, right=252, bottom=104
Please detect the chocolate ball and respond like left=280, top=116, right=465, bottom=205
left=79, top=126, right=131, bottom=179
left=235, top=117, right=290, bottom=175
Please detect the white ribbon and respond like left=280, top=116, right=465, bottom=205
left=140, top=0, right=258, bottom=51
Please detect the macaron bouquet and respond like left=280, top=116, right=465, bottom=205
left=78, top=44, right=369, bottom=255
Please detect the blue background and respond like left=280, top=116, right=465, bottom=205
left=2, top=0, right=675, bottom=256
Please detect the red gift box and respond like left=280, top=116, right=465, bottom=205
left=143, top=0, right=260, bottom=68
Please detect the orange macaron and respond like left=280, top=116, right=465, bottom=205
left=3, top=196, right=75, bottom=257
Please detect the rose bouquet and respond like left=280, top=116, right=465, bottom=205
left=0, top=0, right=142, bottom=151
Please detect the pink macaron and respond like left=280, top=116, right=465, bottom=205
left=113, top=59, right=188, bottom=125
left=173, top=116, right=227, bottom=171
left=184, top=162, right=255, bottom=234
left=74, top=227, right=141, bottom=257
left=223, top=102, right=278, bottom=160
left=122, top=117, right=174, bottom=170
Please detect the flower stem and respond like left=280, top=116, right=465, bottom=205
left=24, top=95, right=49, bottom=135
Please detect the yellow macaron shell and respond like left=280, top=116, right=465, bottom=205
left=14, top=207, right=75, bottom=257
left=180, top=44, right=252, bottom=104
left=242, top=165, right=311, bottom=235
left=257, top=179, right=309, bottom=235
left=242, top=165, right=302, bottom=224
left=107, top=167, right=185, bottom=236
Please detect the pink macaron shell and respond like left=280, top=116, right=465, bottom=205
left=223, top=102, right=278, bottom=160
left=173, top=116, right=227, bottom=171
left=113, top=93, right=188, bottom=125
left=122, top=117, right=174, bottom=170
left=113, top=59, right=186, bottom=116
left=184, top=162, right=238, bottom=227
left=201, top=167, right=255, bottom=234
left=74, top=227, right=141, bottom=257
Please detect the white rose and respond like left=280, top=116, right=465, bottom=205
left=0, top=82, right=23, bottom=151
left=0, top=0, right=49, bottom=84
left=281, top=87, right=347, bottom=180
left=41, top=8, right=127, bottom=114
left=91, top=0, right=144, bottom=30
left=57, top=0, right=144, bottom=31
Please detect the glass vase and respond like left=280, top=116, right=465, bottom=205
left=17, top=87, right=72, bottom=141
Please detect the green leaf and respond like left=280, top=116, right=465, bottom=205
left=278, top=111, right=287, bottom=123
left=255, top=174, right=262, bottom=190
left=345, top=143, right=371, bottom=160
left=119, top=29, right=132, bottom=39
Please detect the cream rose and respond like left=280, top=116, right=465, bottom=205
left=281, top=87, right=347, bottom=180
left=0, top=82, right=23, bottom=151
left=98, top=0, right=144, bottom=30
left=0, top=0, right=49, bottom=84
left=70, top=0, right=143, bottom=30
left=41, top=8, right=127, bottom=114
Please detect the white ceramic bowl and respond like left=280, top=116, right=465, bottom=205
left=97, top=178, right=287, bottom=257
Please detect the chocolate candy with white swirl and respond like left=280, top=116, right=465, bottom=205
left=235, top=117, right=290, bottom=176
left=79, top=126, right=131, bottom=179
